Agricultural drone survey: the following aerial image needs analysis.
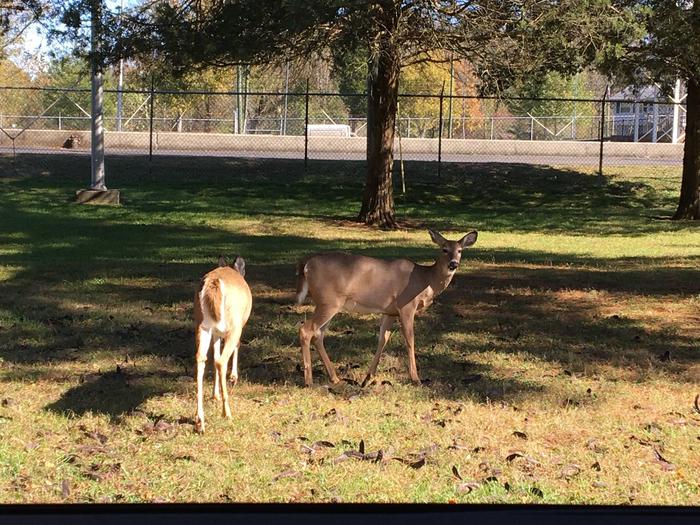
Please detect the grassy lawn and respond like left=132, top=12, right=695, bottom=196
left=0, top=154, right=698, bottom=504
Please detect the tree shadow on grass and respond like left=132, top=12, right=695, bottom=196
left=0, top=155, right=697, bottom=417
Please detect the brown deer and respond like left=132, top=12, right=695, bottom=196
left=194, top=256, right=252, bottom=433
left=295, top=229, right=478, bottom=387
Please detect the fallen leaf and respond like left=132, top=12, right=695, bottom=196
left=359, top=439, right=365, bottom=454
left=312, top=440, right=335, bottom=449
left=456, top=481, right=480, bottom=493
left=529, top=486, right=544, bottom=498
left=374, top=449, right=384, bottom=464
left=300, top=444, right=316, bottom=454
left=591, top=461, right=602, bottom=471
left=592, top=481, right=607, bottom=489
left=447, top=439, right=469, bottom=451
left=559, top=463, right=581, bottom=479
left=272, top=470, right=300, bottom=481
left=513, top=431, right=528, bottom=439
left=61, top=479, right=70, bottom=498
left=452, top=465, right=462, bottom=481
left=506, top=451, right=524, bottom=462
left=408, top=457, right=425, bottom=469
left=653, top=449, right=676, bottom=471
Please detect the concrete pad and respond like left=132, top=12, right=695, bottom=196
left=75, top=189, right=121, bottom=205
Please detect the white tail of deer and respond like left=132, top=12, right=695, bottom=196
left=194, top=255, right=252, bottom=433
left=295, top=229, right=477, bottom=387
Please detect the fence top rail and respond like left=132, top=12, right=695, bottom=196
left=0, top=85, right=687, bottom=106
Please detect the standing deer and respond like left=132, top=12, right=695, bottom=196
left=295, top=229, right=478, bottom=387
left=194, top=255, right=252, bottom=433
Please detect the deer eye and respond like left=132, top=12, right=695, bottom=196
left=457, top=249, right=462, bottom=253
left=442, top=248, right=448, bottom=253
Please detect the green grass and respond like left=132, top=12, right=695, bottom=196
left=0, top=154, right=698, bottom=504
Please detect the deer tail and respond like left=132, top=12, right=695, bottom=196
left=295, top=259, right=309, bottom=305
left=199, top=276, right=223, bottom=322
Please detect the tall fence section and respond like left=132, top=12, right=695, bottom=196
left=0, top=85, right=687, bottom=172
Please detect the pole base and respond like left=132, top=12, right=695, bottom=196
left=75, top=189, right=120, bottom=205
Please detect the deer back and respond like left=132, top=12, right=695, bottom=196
left=302, top=252, right=428, bottom=314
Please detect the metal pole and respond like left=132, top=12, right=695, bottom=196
left=90, top=0, right=106, bottom=190
left=283, top=61, right=290, bottom=135
left=116, top=0, right=124, bottom=132
left=148, top=76, right=155, bottom=165
left=236, top=66, right=242, bottom=134
left=304, top=78, right=309, bottom=168
left=652, top=101, right=659, bottom=143
left=243, top=65, right=249, bottom=133
left=672, top=78, right=681, bottom=143
left=438, top=80, right=445, bottom=178
left=447, top=55, right=454, bottom=139
left=598, top=88, right=607, bottom=177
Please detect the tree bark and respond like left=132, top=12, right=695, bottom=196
left=358, top=42, right=400, bottom=229
left=673, top=78, right=700, bottom=220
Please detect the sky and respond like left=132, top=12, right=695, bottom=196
left=13, top=0, right=140, bottom=70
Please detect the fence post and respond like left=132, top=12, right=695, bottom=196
left=304, top=78, right=309, bottom=169
left=438, top=81, right=445, bottom=178
left=598, top=88, right=607, bottom=177
left=149, top=76, right=155, bottom=173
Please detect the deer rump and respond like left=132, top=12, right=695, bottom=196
left=197, top=268, right=251, bottom=335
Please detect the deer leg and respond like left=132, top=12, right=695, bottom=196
left=299, top=305, right=340, bottom=387
left=314, top=322, right=340, bottom=384
left=195, top=325, right=212, bottom=433
left=362, top=315, right=394, bottom=387
left=212, top=337, right=222, bottom=400
left=216, top=327, right=241, bottom=419
left=229, top=341, right=239, bottom=385
left=398, top=309, right=420, bottom=384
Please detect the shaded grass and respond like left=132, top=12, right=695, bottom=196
left=0, top=154, right=698, bottom=504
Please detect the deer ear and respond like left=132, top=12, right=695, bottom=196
left=459, top=230, right=478, bottom=248
left=428, top=229, right=446, bottom=246
left=233, top=256, right=246, bottom=277
left=217, top=255, right=228, bottom=267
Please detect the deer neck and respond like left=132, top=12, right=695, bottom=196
left=427, top=261, right=456, bottom=296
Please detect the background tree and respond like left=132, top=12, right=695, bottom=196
left=598, top=0, right=699, bottom=220
left=116, top=0, right=618, bottom=228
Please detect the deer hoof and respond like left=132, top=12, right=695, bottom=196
left=229, top=375, right=238, bottom=386
left=194, top=418, right=205, bottom=434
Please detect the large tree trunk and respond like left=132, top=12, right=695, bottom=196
left=673, top=78, right=700, bottom=220
left=358, top=43, right=400, bottom=229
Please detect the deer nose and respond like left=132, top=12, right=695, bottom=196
left=448, top=260, right=458, bottom=271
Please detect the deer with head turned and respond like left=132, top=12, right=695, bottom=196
left=194, top=255, right=252, bottom=433
left=295, top=229, right=478, bottom=387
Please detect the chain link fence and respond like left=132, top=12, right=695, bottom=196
left=0, top=85, right=686, bottom=173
